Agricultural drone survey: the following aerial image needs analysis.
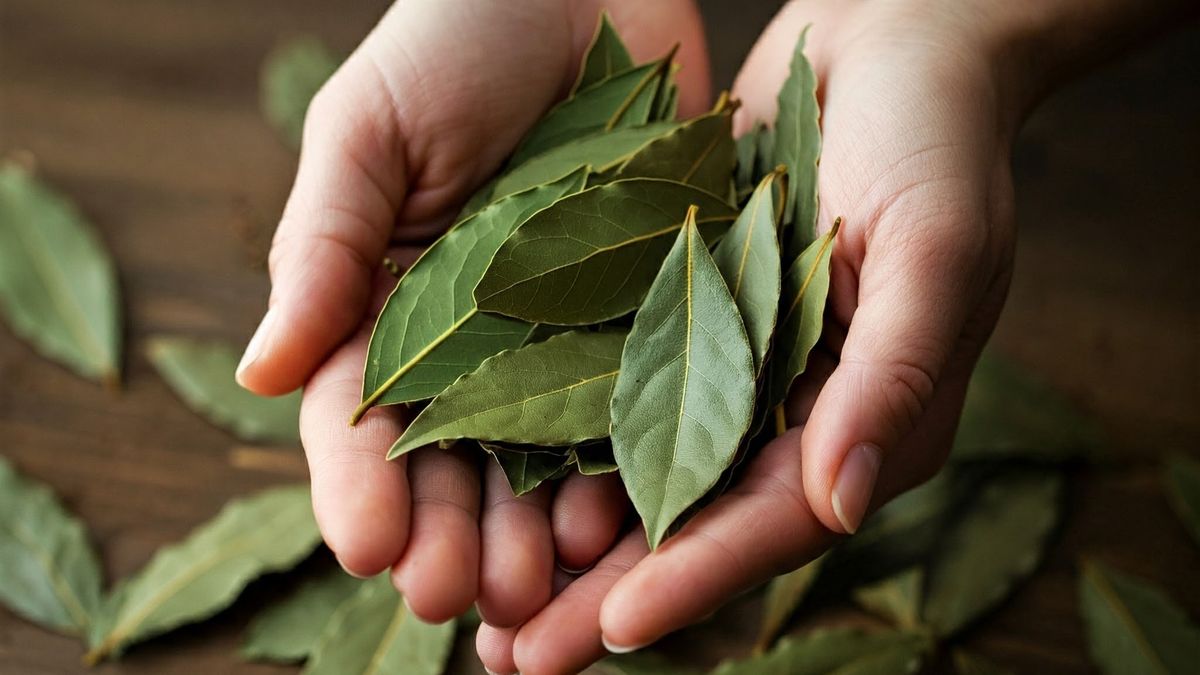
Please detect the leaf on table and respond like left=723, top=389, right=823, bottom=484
left=610, top=207, right=755, bottom=549
left=388, top=330, right=626, bottom=458
left=355, top=168, right=589, bottom=421
left=259, top=37, right=339, bottom=149
left=572, top=10, right=634, bottom=94
left=756, top=555, right=823, bottom=652
left=481, top=443, right=573, bottom=496
left=0, top=163, right=121, bottom=385
left=1164, top=454, right=1200, bottom=549
left=572, top=442, right=619, bottom=476
left=953, top=650, right=1015, bottom=675
left=475, top=178, right=737, bottom=325
left=853, top=567, right=924, bottom=630
left=714, top=628, right=930, bottom=675
left=1078, top=559, right=1200, bottom=675
left=303, top=574, right=455, bottom=675
left=85, top=484, right=321, bottom=662
left=241, top=568, right=361, bottom=663
left=772, top=25, right=821, bottom=256
left=0, top=457, right=103, bottom=637
left=765, top=220, right=837, bottom=410
left=922, top=471, right=1062, bottom=637
left=147, top=336, right=301, bottom=444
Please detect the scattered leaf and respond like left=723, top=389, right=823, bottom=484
left=756, top=555, right=823, bottom=651
left=260, top=37, right=339, bottom=148
left=854, top=567, right=924, bottom=630
left=772, top=26, right=820, bottom=255
left=1164, top=454, right=1200, bottom=548
left=572, top=11, right=634, bottom=94
left=481, top=443, right=573, bottom=496
left=715, top=628, right=929, bottom=675
left=241, top=568, right=361, bottom=663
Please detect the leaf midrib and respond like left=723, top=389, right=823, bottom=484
left=362, top=598, right=408, bottom=675
left=1085, top=563, right=1171, bottom=675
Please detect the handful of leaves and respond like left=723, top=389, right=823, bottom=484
left=351, top=18, right=829, bottom=547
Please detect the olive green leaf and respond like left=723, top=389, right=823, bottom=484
left=610, top=93, right=737, bottom=197
left=388, top=330, right=626, bottom=458
left=1164, top=454, right=1200, bottom=548
left=853, top=567, right=924, bottom=630
left=923, top=471, right=1062, bottom=637
left=953, top=650, right=1015, bottom=675
left=734, top=122, right=778, bottom=204
left=147, top=336, right=301, bottom=444
left=773, top=25, right=820, bottom=255
left=0, top=163, right=121, bottom=385
left=756, top=556, right=823, bottom=652
left=765, top=220, right=837, bottom=409
left=303, top=574, right=455, bottom=675
left=572, top=11, right=634, bottom=94
left=0, top=457, right=103, bottom=637
left=1079, top=559, right=1200, bottom=675
left=85, top=485, right=321, bottom=662
left=572, top=442, right=619, bottom=475
left=611, top=208, right=755, bottom=549
left=712, top=170, right=784, bottom=374
left=260, top=37, right=339, bottom=149
left=481, top=443, right=573, bottom=497
left=714, top=628, right=930, bottom=675
left=595, top=652, right=699, bottom=675
left=241, top=568, right=361, bottom=663
left=475, top=179, right=737, bottom=325
left=354, top=169, right=588, bottom=421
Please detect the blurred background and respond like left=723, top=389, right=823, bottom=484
left=1, top=1, right=1197, bottom=673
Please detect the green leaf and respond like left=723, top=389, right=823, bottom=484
left=0, top=163, right=121, bottom=385
left=756, top=556, right=823, bottom=651
left=765, top=221, right=837, bottom=409
left=147, top=336, right=301, bottom=444
left=953, top=650, right=1015, bottom=675
left=0, top=457, right=103, bottom=636
left=260, top=37, right=339, bottom=149
left=714, top=628, right=930, bottom=675
left=355, top=169, right=588, bottom=421
left=481, top=443, right=573, bottom=496
left=85, top=485, right=321, bottom=662
left=572, top=11, right=634, bottom=94
left=475, top=179, right=737, bottom=325
left=388, top=330, right=626, bottom=458
left=610, top=208, right=755, bottom=548
left=241, top=568, right=361, bottom=663
left=712, top=170, right=783, bottom=375
left=1079, top=560, right=1200, bottom=675
left=303, top=575, right=455, bottom=675
left=572, top=442, right=619, bottom=475
left=1164, top=454, right=1200, bottom=548
left=595, top=651, right=699, bottom=675
left=854, top=567, right=924, bottom=630
left=923, top=471, right=1062, bottom=637
left=773, top=26, right=821, bottom=255
left=610, top=94, right=737, bottom=197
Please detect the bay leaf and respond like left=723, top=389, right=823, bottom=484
left=1079, top=560, right=1200, bottom=675
left=1164, top=454, right=1200, bottom=548
left=853, top=567, right=924, bottom=630
left=610, top=208, right=755, bottom=549
left=734, top=123, right=764, bottom=199
left=712, top=170, right=783, bottom=375
left=260, top=37, right=339, bottom=149
left=85, top=484, right=321, bottom=662
left=595, top=652, right=698, bottom=675
left=953, top=650, right=1015, bottom=675
left=765, top=220, right=837, bottom=410
left=241, top=568, right=361, bottom=663
left=481, top=443, right=573, bottom=497
left=0, top=457, right=103, bottom=637
left=303, top=574, right=455, bottom=675
left=772, top=26, right=821, bottom=255
left=714, top=628, right=930, bottom=675
left=147, top=336, right=301, bottom=444
left=572, top=442, right=619, bottom=476
left=388, top=330, right=626, bottom=458
left=756, top=555, right=823, bottom=652
left=474, top=178, right=737, bottom=325
left=354, top=168, right=588, bottom=421
left=609, top=94, right=737, bottom=197
left=923, top=471, right=1062, bottom=637
left=572, top=11, right=634, bottom=94
left=0, top=163, right=121, bottom=385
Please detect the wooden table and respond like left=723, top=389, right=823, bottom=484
left=2, top=1, right=1197, bottom=673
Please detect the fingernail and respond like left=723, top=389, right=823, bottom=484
left=602, top=634, right=649, bottom=654
left=484, top=669, right=515, bottom=675
left=335, top=555, right=369, bottom=580
left=831, top=443, right=882, bottom=534
left=236, top=306, right=276, bottom=385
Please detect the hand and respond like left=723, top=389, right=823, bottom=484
left=234, top=0, right=710, bottom=622
left=478, top=1, right=1028, bottom=671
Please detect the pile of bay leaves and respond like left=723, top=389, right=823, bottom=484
left=1, top=14, right=1198, bottom=675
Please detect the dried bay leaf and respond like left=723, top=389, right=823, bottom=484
left=260, top=37, right=339, bottom=149
left=388, top=330, right=626, bottom=458
left=595, top=651, right=699, bottom=675
left=475, top=179, right=737, bottom=325
left=0, top=457, right=103, bottom=637
left=572, top=442, right=619, bottom=476
left=481, top=443, right=573, bottom=497
left=853, top=567, right=924, bottom=630
left=572, top=11, right=634, bottom=94
left=1079, top=560, right=1200, bottom=675
left=756, top=555, right=823, bottom=651
left=303, top=574, right=455, bottom=675
left=610, top=208, right=755, bottom=548
left=610, top=94, right=737, bottom=197
left=1164, top=454, right=1200, bottom=548
left=86, top=484, right=321, bottom=662
left=714, top=628, right=930, bottom=675
left=241, top=568, right=361, bottom=663
left=147, top=336, right=301, bottom=444
left=0, top=163, right=121, bottom=385
left=773, top=26, right=821, bottom=255
left=355, top=169, right=589, bottom=421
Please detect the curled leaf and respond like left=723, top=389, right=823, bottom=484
left=481, top=443, right=573, bottom=497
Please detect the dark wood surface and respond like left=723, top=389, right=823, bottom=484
left=1, top=1, right=1197, bottom=673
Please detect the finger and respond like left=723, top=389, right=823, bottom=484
left=391, top=445, right=482, bottom=623
left=476, top=622, right=520, bottom=675
left=477, top=461, right=555, bottom=628
left=513, top=531, right=649, bottom=675
left=299, top=329, right=411, bottom=577
left=552, top=472, right=629, bottom=572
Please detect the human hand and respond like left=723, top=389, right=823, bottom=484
left=235, top=0, right=709, bottom=623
